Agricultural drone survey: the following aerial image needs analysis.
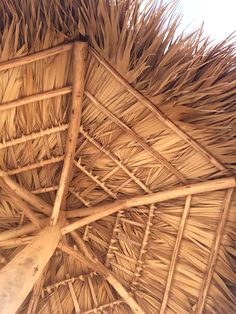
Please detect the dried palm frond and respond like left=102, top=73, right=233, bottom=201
left=0, top=0, right=235, bottom=313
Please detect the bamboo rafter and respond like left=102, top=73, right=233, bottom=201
left=85, top=91, right=186, bottom=183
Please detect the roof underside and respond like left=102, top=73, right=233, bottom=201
left=0, top=1, right=235, bottom=313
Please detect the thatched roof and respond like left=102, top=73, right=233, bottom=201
left=0, top=0, right=235, bottom=313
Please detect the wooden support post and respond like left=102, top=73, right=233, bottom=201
left=61, top=177, right=236, bottom=234
left=58, top=243, right=145, bottom=314
left=160, top=196, right=192, bottom=314
left=0, top=226, right=61, bottom=314
left=51, top=41, right=87, bottom=225
left=194, top=188, right=234, bottom=313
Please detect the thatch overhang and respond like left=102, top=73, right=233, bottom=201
left=0, top=0, right=235, bottom=313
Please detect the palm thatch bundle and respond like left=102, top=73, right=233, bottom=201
left=0, top=0, right=235, bottom=313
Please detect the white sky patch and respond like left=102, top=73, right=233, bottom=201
left=141, top=0, right=236, bottom=43
left=179, top=0, right=236, bottom=42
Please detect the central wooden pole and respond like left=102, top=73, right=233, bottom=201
left=0, top=226, right=61, bottom=314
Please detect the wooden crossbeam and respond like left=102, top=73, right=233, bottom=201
left=90, top=47, right=229, bottom=173
left=0, top=43, right=73, bottom=72
left=195, top=188, right=234, bottom=313
left=51, top=41, right=87, bottom=225
left=62, top=177, right=236, bottom=234
left=85, top=91, right=186, bottom=183
left=0, top=86, right=71, bottom=112
left=160, top=195, right=192, bottom=314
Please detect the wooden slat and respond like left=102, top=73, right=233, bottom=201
left=195, top=188, right=234, bottom=313
left=160, top=195, right=192, bottom=314
left=90, top=47, right=229, bottom=173
left=51, top=41, right=88, bottom=225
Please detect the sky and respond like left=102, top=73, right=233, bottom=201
left=177, top=0, right=236, bottom=42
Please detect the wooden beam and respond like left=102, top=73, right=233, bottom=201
left=61, top=177, right=236, bottom=234
left=90, top=47, right=229, bottom=173
left=85, top=91, right=186, bottom=183
left=0, top=171, right=51, bottom=216
left=58, top=243, right=145, bottom=314
left=0, top=218, right=49, bottom=242
left=0, top=226, right=61, bottom=314
left=0, top=43, right=73, bottom=72
left=160, top=196, right=192, bottom=314
left=51, top=41, right=88, bottom=225
left=195, top=188, right=234, bottom=313
left=0, top=236, right=34, bottom=249
left=0, top=86, right=71, bottom=112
